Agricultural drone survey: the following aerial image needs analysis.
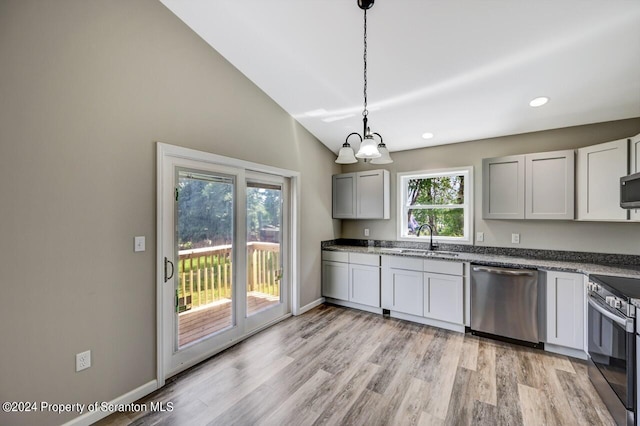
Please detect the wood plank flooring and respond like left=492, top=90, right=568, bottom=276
left=97, top=304, right=615, bottom=426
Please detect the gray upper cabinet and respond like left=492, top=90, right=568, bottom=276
left=525, top=150, right=575, bottom=220
left=332, top=173, right=356, bottom=218
left=333, top=170, right=390, bottom=219
left=576, top=138, right=628, bottom=221
left=483, top=150, right=574, bottom=220
left=630, top=134, right=640, bottom=221
left=482, top=155, right=525, bottom=219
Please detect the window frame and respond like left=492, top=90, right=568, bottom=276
left=397, top=166, right=474, bottom=244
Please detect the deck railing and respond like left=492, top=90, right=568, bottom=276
left=177, top=242, right=280, bottom=311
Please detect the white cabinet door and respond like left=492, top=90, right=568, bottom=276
left=423, top=273, right=463, bottom=324
left=630, top=134, right=640, bottom=221
left=322, top=260, right=349, bottom=301
left=349, top=264, right=380, bottom=307
left=482, top=155, right=525, bottom=219
left=332, top=173, right=356, bottom=219
left=356, top=170, right=390, bottom=219
left=525, top=150, right=575, bottom=220
left=546, top=271, right=585, bottom=350
left=388, top=268, right=423, bottom=316
left=576, top=139, right=628, bottom=221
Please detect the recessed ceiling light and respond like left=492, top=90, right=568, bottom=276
left=422, top=132, right=434, bottom=140
left=529, top=97, right=549, bottom=107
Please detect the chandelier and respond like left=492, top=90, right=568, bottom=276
left=336, top=0, right=393, bottom=165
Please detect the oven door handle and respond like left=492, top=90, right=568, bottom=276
left=588, top=296, right=635, bottom=333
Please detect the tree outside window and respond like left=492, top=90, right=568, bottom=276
left=399, top=167, right=473, bottom=243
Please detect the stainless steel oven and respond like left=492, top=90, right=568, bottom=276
left=588, top=274, right=638, bottom=426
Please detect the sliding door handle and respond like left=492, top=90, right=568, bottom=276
left=164, top=257, right=174, bottom=282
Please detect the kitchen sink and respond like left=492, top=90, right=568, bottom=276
left=380, top=248, right=459, bottom=257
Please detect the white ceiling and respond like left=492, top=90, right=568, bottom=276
left=160, top=0, right=640, bottom=154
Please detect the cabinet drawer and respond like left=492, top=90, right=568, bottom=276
left=322, top=250, right=349, bottom=263
left=423, top=259, right=463, bottom=276
left=388, top=256, right=424, bottom=271
left=349, top=252, right=380, bottom=266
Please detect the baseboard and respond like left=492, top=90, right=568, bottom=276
left=544, top=343, right=588, bottom=360
left=62, top=379, right=158, bottom=426
left=390, top=311, right=466, bottom=333
left=297, top=297, right=325, bottom=315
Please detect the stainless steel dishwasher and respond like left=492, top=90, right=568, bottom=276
left=471, top=264, right=540, bottom=346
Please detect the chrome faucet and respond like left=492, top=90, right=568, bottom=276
left=416, top=223, right=438, bottom=251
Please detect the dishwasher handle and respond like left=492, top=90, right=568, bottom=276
left=472, top=266, right=536, bottom=277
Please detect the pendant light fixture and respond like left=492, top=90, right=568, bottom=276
left=336, top=0, right=392, bottom=165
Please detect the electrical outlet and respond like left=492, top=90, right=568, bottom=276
left=364, top=228, right=370, bottom=237
left=476, top=232, right=484, bottom=242
left=511, top=233, right=520, bottom=244
left=76, top=350, right=91, bottom=372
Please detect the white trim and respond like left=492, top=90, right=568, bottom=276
left=544, top=343, right=588, bottom=360
left=396, top=166, right=474, bottom=245
left=156, top=142, right=301, bottom=386
left=324, top=298, right=383, bottom=315
left=297, top=297, right=326, bottom=315
left=61, top=380, right=158, bottom=426
left=389, top=311, right=466, bottom=333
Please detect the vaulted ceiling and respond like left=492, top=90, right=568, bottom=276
left=160, top=0, right=640, bottom=154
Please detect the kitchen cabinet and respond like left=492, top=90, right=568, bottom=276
left=630, top=134, right=640, bottom=221
left=525, top=150, right=575, bottom=220
left=321, top=251, right=349, bottom=300
left=322, top=251, right=380, bottom=310
left=482, top=155, right=525, bottom=219
left=545, top=270, right=585, bottom=352
left=423, top=272, right=463, bottom=324
left=332, top=173, right=356, bottom=218
left=483, top=150, right=574, bottom=220
left=576, top=138, right=628, bottom=221
left=332, top=170, right=390, bottom=219
left=382, top=255, right=466, bottom=331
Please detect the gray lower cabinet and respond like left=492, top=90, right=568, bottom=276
left=382, top=256, right=465, bottom=328
left=424, top=272, right=463, bottom=324
left=322, top=251, right=380, bottom=308
left=545, top=270, right=585, bottom=353
left=385, top=267, right=424, bottom=316
left=321, top=259, right=349, bottom=300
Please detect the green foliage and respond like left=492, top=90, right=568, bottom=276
left=407, top=175, right=465, bottom=237
left=177, top=176, right=281, bottom=248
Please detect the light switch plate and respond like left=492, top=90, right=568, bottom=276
left=511, top=233, right=520, bottom=244
left=134, top=236, right=146, bottom=252
left=476, top=232, right=484, bottom=242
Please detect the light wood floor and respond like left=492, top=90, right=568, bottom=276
left=97, top=304, right=615, bottom=426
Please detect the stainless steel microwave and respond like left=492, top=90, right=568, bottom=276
left=620, top=172, right=640, bottom=209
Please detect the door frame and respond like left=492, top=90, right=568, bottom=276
left=156, top=142, right=301, bottom=387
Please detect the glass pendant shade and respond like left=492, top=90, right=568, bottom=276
left=335, top=144, right=358, bottom=164
left=370, top=143, right=393, bottom=164
left=355, top=137, right=381, bottom=158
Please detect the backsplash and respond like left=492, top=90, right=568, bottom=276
left=322, top=239, right=640, bottom=268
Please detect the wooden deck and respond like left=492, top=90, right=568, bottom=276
left=179, top=292, right=280, bottom=347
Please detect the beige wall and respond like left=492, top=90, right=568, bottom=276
left=342, top=118, right=640, bottom=255
left=0, top=1, right=339, bottom=424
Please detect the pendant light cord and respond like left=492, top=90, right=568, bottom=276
left=363, top=8, right=368, bottom=118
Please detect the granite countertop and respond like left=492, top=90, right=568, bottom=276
left=322, top=244, right=640, bottom=279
